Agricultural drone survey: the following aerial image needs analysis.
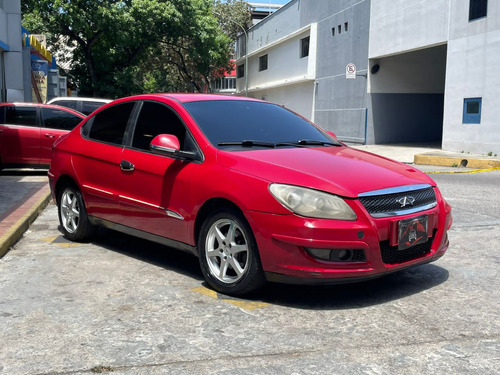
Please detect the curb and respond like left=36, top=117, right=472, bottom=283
left=425, top=167, right=500, bottom=175
left=414, top=153, right=500, bottom=169
left=0, top=186, right=52, bottom=258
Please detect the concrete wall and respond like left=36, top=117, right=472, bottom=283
left=0, top=0, right=25, bottom=102
left=237, top=0, right=371, bottom=142
left=252, top=81, right=315, bottom=120
left=442, top=1, right=500, bottom=154
left=369, top=0, right=450, bottom=58
left=311, top=0, right=371, bottom=142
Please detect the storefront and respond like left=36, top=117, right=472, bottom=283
left=23, top=29, right=54, bottom=103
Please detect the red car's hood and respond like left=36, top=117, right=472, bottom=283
left=217, top=146, right=435, bottom=198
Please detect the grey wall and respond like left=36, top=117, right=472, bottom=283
left=304, top=0, right=371, bottom=143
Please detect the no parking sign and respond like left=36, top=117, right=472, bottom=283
left=346, top=63, right=356, bottom=79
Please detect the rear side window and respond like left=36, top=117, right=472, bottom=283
left=41, top=107, right=82, bottom=130
left=5, top=106, right=37, bottom=127
left=52, top=100, right=78, bottom=111
left=86, top=102, right=135, bottom=145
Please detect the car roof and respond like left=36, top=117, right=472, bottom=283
left=118, top=93, right=263, bottom=104
left=0, top=102, right=86, bottom=117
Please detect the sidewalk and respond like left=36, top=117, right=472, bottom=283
left=351, top=144, right=500, bottom=172
left=1, top=144, right=499, bottom=258
left=0, top=171, right=51, bottom=258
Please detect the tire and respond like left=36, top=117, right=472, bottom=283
left=198, top=210, right=266, bottom=296
left=58, top=184, right=94, bottom=241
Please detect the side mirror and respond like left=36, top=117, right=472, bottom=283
left=150, top=134, right=196, bottom=160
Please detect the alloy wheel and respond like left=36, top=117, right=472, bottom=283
left=205, top=218, right=250, bottom=284
left=60, top=189, right=80, bottom=234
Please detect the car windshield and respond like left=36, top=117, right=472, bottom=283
left=183, top=100, right=340, bottom=150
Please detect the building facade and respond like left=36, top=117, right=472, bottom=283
left=1, top=0, right=66, bottom=103
left=0, top=0, right=25, bottom=102
left=236, top=0, right=499, bottom=154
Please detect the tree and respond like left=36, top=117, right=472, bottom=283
left=213, top=0, right=251, bottom=42
left=21, top=0, right=232, bottom=97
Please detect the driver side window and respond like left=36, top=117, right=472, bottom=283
left=131, top=101, right=196, bottom=153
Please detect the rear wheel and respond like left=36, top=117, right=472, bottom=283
left=58, top=184, right=94, bottom=241
left=198, top=210, right=265, bottom=296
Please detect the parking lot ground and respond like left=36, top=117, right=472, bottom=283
left=0, top=194, right=499, bottom=374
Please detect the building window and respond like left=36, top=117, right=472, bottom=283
left=463, top=98, right=482, bottom=124
left=469, top=0, right=487, bottom=21
left=300, top=36, right=310, bottom=58
left=259, top=54, right=268, bottom=71
left=331, top=27, right=335, bottom=36
left=338, top=25, right=342, bottom=34
left=237, top=64, right=244, bottom=78
left=344, top=22, right=349, bottom=32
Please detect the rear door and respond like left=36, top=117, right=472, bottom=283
left=39, top=106, right=84, bottom=164
left=0, top=105, right=40, bottom=165
left=74, top=101, right=136, bottom=222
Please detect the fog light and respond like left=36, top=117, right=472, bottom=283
left=306, top=248, right=366, bottom=262
left=306, top=248, right=332, bottom=261
left=337, top=249, right=352, bottom=261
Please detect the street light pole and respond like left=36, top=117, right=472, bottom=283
left=242, top=29, right=248, bottom=97
left=214, top=12, right=249, bottom=96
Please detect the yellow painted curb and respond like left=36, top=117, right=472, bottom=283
left=0, top=190, right=51, bottom=258
left=415, top=154, right=500, bottom=169
left=426, top=167, right=500, bottom=175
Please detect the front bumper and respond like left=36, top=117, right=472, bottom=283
left=245, top=195, right=452, bottom=285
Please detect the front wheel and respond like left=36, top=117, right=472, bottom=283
left=198, top=210, right=265, bottom=296
left=58, top=184, right=94, bottom=241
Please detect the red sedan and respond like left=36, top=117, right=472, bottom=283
left=48, top=94, right=452, bottom=296
left=0, top=102, right=85, bottom=169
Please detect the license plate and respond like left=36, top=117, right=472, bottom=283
left=398, top=215, right=428, bottom=250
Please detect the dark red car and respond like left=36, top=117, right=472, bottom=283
left=0, top=102, right=85, bottom=169
left=48, top=94, right=452, bottom=295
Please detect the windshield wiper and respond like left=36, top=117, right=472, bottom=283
left=218, top=139, right=341, bottom=149
left=280, top=139, right=341, bottom=147
left=218, top=140, right=277, bottom=148
left=298, top=139, right=341, bottom=146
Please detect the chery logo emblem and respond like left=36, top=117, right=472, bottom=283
left=396, top=195, right=415, bottom=208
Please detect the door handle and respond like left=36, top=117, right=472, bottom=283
left=44, top=133, right=56, bottom=139
left=120, top=160, right=135, bottom=171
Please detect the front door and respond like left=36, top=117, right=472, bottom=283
left=115, top=100, right=201, bottom=244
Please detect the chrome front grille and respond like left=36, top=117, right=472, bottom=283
left=358, top=184, right=437, bottom=218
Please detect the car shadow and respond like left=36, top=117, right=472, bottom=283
left=70, top=226, right=449, bottom=310
left=0, top=169, right=48, bottom=176
left=254, top=264, right=449, bottom=310
left=88, top=226, right=204, bottom=282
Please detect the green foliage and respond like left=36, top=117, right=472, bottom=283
left=21, top=0, right=236, bottom=97
left=213, top=0, right=251, bottom=41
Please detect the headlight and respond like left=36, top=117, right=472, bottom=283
left=269, top=184, right=356, bottom=220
